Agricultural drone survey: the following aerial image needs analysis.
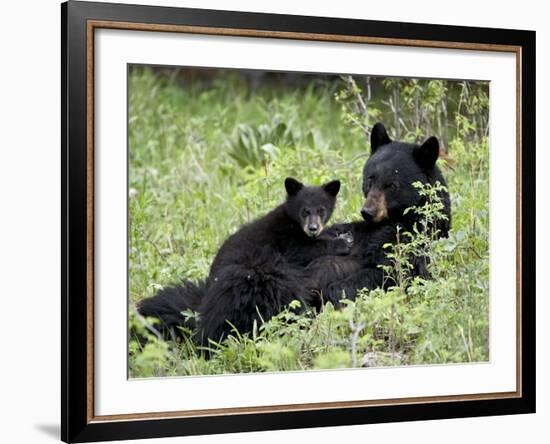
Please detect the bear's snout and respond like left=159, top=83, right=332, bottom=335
left=362, top=189, right=388, bottom=223
left=303, top=214, right=323, bottom=237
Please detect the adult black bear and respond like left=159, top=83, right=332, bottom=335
left=138, top=177, right=351, bottom=344
left=308, top=122, right=451, bottom=306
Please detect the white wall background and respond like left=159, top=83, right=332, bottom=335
left=0, top=0, right=546, bottom=443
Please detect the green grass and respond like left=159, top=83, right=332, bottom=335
left=128, top=67, right=489, bottom=378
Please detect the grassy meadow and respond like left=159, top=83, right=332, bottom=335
left=128, top=67, right=490, bottom=377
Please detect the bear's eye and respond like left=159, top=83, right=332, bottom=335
left=302, top=208, right=310, bottom=217
left=318, top=207, right=326, bottom=217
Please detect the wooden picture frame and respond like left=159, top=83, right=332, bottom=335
left=62, top=1, right=535, bottom=442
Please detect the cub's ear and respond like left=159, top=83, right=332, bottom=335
left=285, top=177, right=304, bottom=196
left=413, top=136, right=440, bottom=169
left=322, top=180, right=341, bottom=197
left=371, top=122, right=391, bottom=153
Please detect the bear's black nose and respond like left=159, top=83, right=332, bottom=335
left=308, top=223, right=319, bottom=233
left=361, top=207, right=376, bottom=221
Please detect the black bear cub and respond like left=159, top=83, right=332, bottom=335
left=308, top=122, right=451, bottom=305
left=138, top=177, right=350, bottom=345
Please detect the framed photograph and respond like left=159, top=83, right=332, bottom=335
left=62, top=1, right=535, bottom=442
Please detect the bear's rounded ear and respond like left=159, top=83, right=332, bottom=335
left=285, top=177, right=304, bottom=196
left=371, top=122, right=392, bottom=153
left=413, top=136, right=440, bottom=169
left=323, top=180, right=341, bottom=197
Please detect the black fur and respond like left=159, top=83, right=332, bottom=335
left=137, top=281, right=204, bottom=339
left=308, top=122, right=451, bottom=306
left=138, top=178, right=350, bottom=344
